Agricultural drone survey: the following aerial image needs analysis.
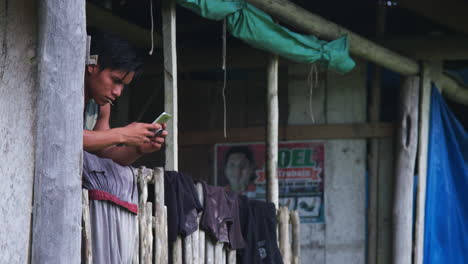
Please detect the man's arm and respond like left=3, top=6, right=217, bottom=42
left=83, top=104, right=165, bottom=166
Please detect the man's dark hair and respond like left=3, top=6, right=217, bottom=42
left=88, top=28, right=143, bottom=76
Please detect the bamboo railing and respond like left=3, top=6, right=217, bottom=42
left=82, top=167, right=301, bottom=264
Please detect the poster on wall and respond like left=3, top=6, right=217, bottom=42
left=214, top=141, right=325, bottom=223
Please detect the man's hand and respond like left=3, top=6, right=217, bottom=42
left=137, top=123, right=168, bottom=154
left=116, top=122, right=160, bottom=146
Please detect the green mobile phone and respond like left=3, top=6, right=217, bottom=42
left=153, top=112, right=172, bottom=124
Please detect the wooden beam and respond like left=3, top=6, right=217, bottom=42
left=162, top=0, right=178, bottom=171
left=397, top=0, right=468, bottom=35
left=245, top=0, right=419, bottom=75
left=86, top=3, right=162, bottom=49
left=32, top=0, right=86, bottom=262
left=392, top=76, right=420, bottom=264
left=384, top=35, right=468, bottom=60
left=179, top=123, right=395, bottom=146
left=266, top=54, right=279, bottom=208
left=245, top=0, right=468, bottom=106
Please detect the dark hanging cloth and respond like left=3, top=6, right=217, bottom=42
left=164, top=171, right=203, bottom=243
left=200, top=182, right=246, bottom=249
left=237, top=196, right=284, bottom=264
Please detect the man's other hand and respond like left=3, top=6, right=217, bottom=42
left=137, top=123, right=168, bottom=154
left=117, top=122, right=160, bottom=146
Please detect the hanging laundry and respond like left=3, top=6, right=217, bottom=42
left=237, top=196, right=283, bottom=264
left=164, top=171, right=203, bottom=243
left=200, top=182, right=246, bottom=249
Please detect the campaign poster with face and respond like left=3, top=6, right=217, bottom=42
left=215, top=141, right=325, bottom=223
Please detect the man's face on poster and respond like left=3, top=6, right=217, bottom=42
left=225, top=152, right=253, bottom=192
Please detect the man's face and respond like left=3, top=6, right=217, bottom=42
left=225, top=153, right=253, bottom=192
left=85, top=65, right=135, bottom=106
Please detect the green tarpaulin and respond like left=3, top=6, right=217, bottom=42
left=177, top=0, right=355, bottom=74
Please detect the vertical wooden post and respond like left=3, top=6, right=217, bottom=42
left=82, top=190, right=93, bottom=264
left=162, top=0, right=178, bottom=171
left=153, top=167, right=167, bottom=264
left=266, top=54, right=279, bottom=208
left=196, top=183, right=206, bottom=264
left=290, top=210, right=301, bottom=264
left=368, top=3, right=386, bottom=263
left=32, top=0, right=86, bottom=262
left=227, top=249, right=236, bottom=264
left=392, top=76, right=420, bottom=264
left=278, top=206, right=291, bottom=264
left=138, top=168, right=152, bottom=264
left=413, top=63, right=432, bottom=264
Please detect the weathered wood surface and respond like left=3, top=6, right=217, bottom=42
left=196, top=183, right=206, bottom=264
left=413, top=64, right=432, bottom=264
left=266, top=54, right=279, bottom=208
left=31, top=0, right=86, bottom=262
left=392, top=76, right=420, bottom=264
left=227, top=249, right=236, bottom=264
left=153, top=167, right=168, bottom=264
left=138, top=168, right=152, bottom=264
left=162, top=0, right=178, bottom=171
left=82, top=190, right=93, bottom=264
left=290, top=211, right=301, bottom=264
left=278, top=206, right=291, bottom=263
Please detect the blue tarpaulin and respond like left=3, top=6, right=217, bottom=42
left=423, top=85, right=468, bottom=263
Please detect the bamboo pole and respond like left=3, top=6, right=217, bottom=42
left=413, top=63, right=432, bottom=264
left=290, top=210, right=301, bottom=264
left=266, top=54, right=279, bottom=208
left=162, top=0, right=178, bottom=170
left=392, top=76, right=420, bottom=264
left=245, top=0, right=468, bottom=106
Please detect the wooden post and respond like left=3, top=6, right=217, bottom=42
left=153, top=167, right=167, bottom=264
left=138, top=168, right=152, bottom=264
left=162, top=0, right=178, bottom=171
left=32, top=0, right=86, bottom=262
left=368, top=3, right=386, bottom=263
left=392, top=76, right=420, bottom=264
left=227, top=250, right=236, bottom=264
left=290, top=210, right=301, bottom=264
left=278, top=206, right=291, bottom=264
left=146, top=202, right=154, bottom=264
left=196, top=183, right=206, bottom=264
left=266, top=54, right=279, bottom=208
left=413, top=63, right=432, bottom=264
left=205, top=237, right=214, bottom=264
left=82, top=190, right=93, bottom=264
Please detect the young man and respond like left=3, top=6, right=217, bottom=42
left=83, top=29, right=167, bottom=165
left=82, top=29, right=166, bottom=263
